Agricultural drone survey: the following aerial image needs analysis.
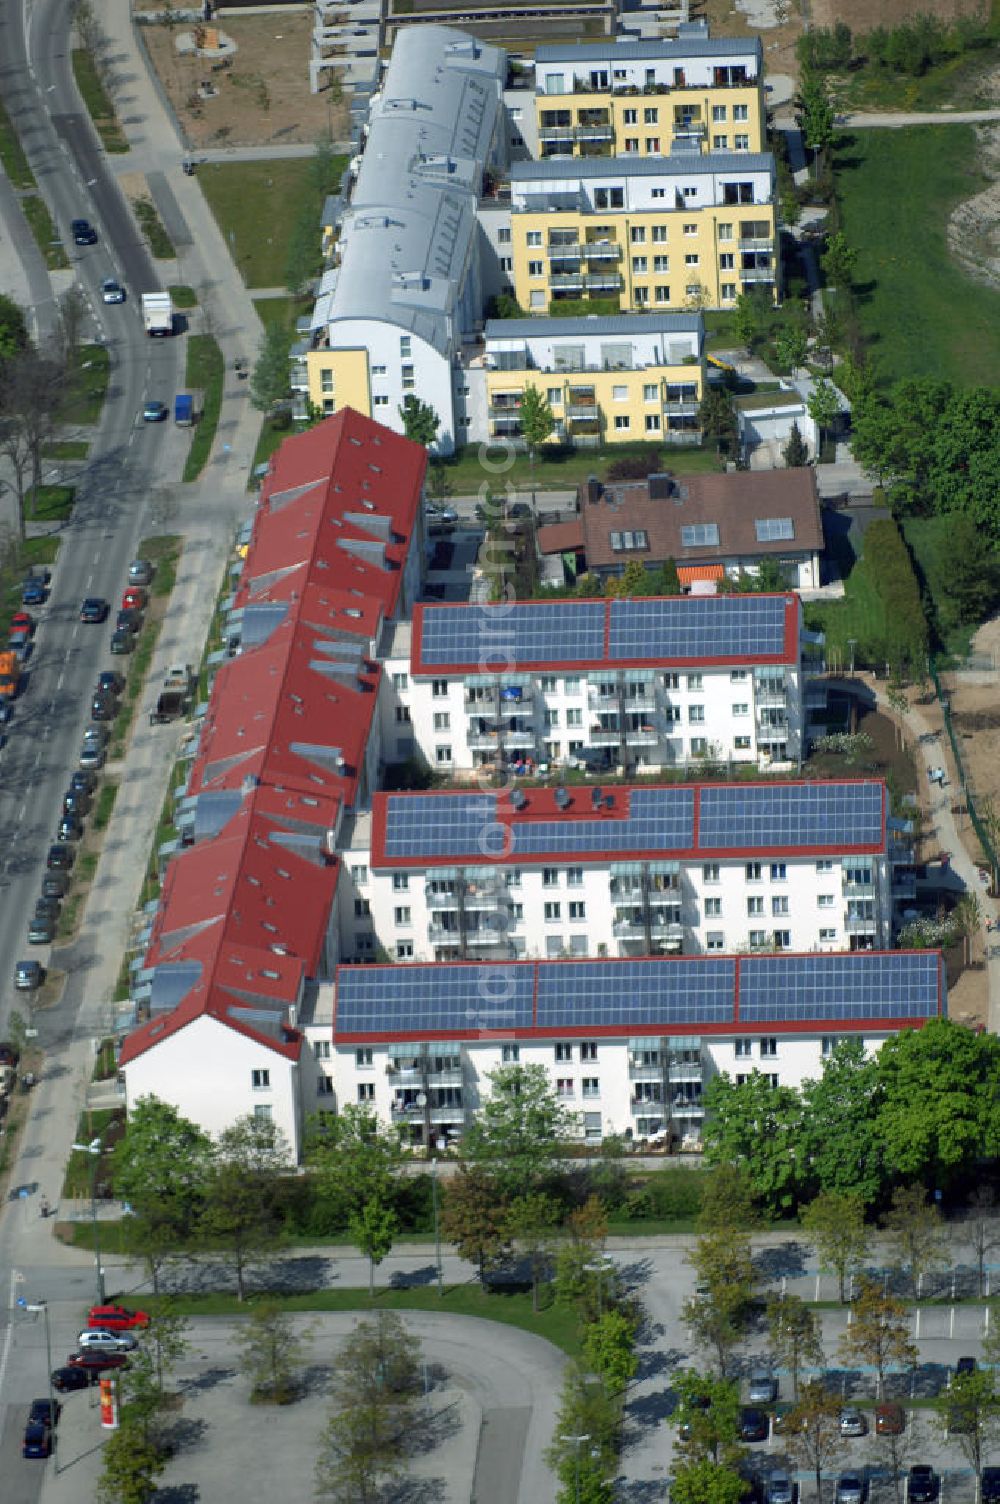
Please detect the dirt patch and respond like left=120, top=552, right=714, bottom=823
left=694, top=0, right=804, bottom=79
left=139, top=15, right=349, bottom=148
left=947, top=123, right=1000, bottom=293
left=811, top=0, right=987, bottom=32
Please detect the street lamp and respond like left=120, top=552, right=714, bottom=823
left=430, top=1156, right=443, bottom=1296
left=567, top=1433, right=591, bottom=1504
left=21, top=1298, right=58, bottom=1472
left=71, top=1134, right=106, bottom=1305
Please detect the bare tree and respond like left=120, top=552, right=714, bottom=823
left=0, top=351, right=68, bottom=519
left=965, top=1187, right=1000, bottom=1298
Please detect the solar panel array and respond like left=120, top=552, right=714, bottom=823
left=739, top=952, right=939, bottom=1023
left=698, top=781, right=883, bottom=851
left=608, top=596, right=788, bottom=663
left=755, top=517, right=795, bottom=543
left=333, top=952, right=940, bottom=1036
left=417, top=595, right=790, bottom=670
left=381, top=788, right=695, bottom=860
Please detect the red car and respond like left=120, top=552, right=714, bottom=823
left=121, top=586, right=147, bottom=612
left=88, top=1303, right=149, bottom=1331
left=10, top=612, right=34, bottom=636
left=66, top=1349, right=129, bottom=1373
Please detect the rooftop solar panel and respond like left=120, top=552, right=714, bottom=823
left=698, top=781, right=883, bottom=851
left=609, top=596, right=788, bottom=663
left=536, top=958, right=737, bottom=1030
left=335, top=963, right=534, bottom=1035
left=738, top=951, right=940, bottom=1024
left=419, top=602, right=606, bottom=669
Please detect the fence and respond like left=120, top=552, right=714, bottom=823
left=929, top=660, right=999, bottom=892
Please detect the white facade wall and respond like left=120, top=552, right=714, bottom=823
left=486, top=323, right=702, bottom=370
left=511, top=161, right=774, bottom=215
left=325, top=320, right=458, bottom=453
left=536, top=49, right=760, bottom=97
left=123, top=1015, right=302, bottom=1160
left=380, top=658, right=806, bottom=773
left=337, top=848, right=891, bottom=964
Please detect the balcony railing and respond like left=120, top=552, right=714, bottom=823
left=629, top=1061, right=665, bottom=1080
left=663, top=400, right=699, bottom=416
left=388, top=1064, right=464, bottom=1087
left=755, top=685, right=787, bottom=706
left=672, top=121, right=707, bottom=140
left=845, top=914, right=878, bottom=933
left=625, top=726, right=660, bottom=744
left=739, top=237, right=774, bottom=252
left=467, top=730, right=500, bottom=750
left=584, top=272, right=623, bottom=290
left=740, top=268, right=776, bottom=284
left=392, top=1102, right=466, bottom=1124
left=583, top=240, right=621, bottom=261
left=630, top=1095, right=664, bottom=1114
left=614, top=918, right=646, bottom=938
left=426, top=889, right=459, bottom=910
left=567, top=402, right=600, bottom=419
left=590, top=725, right=621, bottom=744
left=547, top=240, right=583, bottom=259
left=670, top=1097, right=705, bottom=1117
left=428, top=922, right=462, bottom=943
left=488, top=401, right=523, bottom=416
left=620, top=690, right=658, bottom=712
left=649, top=917, right=683, bottom=939
left=550, top=272, right=585, bottom=289
left=538, top=124, right=576, bottom=142
left=505, top=728, right=537, bottom=748
left=842, top=880, right=875, bottom=898
left=757, top=716, right=788, bottom=734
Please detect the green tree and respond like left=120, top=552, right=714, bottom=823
left=775, top=327, right=809, bottom=374
left=6, top=1010, right=28, bottom=1059
left=506, top=1191, right=562, bottom=1312
left=249, top=323, right=291, bottom=415
left=697, top=1163, right=760, bottom=1234
left=700, top=384, right=739, bottom=459
left=806, top=379, right=840, bottom=458
left=553, top=1196, right=613, bottom=1322
left=821, top=231, right=857, bottom=290
left=783, top=1381, right=842, bottom=1501
left=801, top=1190, right=868, bottom=1303
left=605, top=557, right=652, bottom=598
left=783, top=422, right=809, bottom=468
left=672, top=1371, right=743, bottom=1467
left=200, top=1115, right=288, bottom=1300
left=349, top=1192, right=398, bottom=1298
left=141, top=1301, right=190, bottom=1397
left=441, top=1163, right=511, bottom=1281
left=766, top=1293, right=824, bottom=1400
left=671, top=1459, right=750, bottom=1504
left=703, top=1071, right=806, bottom=1215
left=461, top=1062, right=573, bottom=1198
left=546, top=1362, right=619, bottom=1504
left=0, top=293, right=28, bottom=364
left=306, top=1105, right=402, bottom=1227
left=733, top=293, right=763, bottom=355
left=837, top=1279, right=917, bottom=1397
left=398, top=394, right=440, bottom=448
left=316, top=1312, right=421, bottom=1503
left=237, top=1299, right=312, bottom=1402
left=798, top=71, right=836, bottom=159
left=519, top=383, right=555, bottom=505
left=965, top=1186, right=1000, bottom=1299
left=683, top=1231, right=754, bottom=1375
left=799, top=1038, right=883, bottom=1203
left=96, top=1418, right=165, bottom=1504
left=582, top=1308, right=638, bottom=1394
left=932, top=1368, right=1000, bottom=1490
left=881, top=1184, right=949, bottom=1299
left=113, top=1096, right=213, bottom=1292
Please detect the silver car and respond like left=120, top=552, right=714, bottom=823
left=836, top=1474, right=866, bottom=1504
left=748, top=1368, right=778, bottom=1404
left=77, top=1328, right=138, bottom=1353
left=840, top=1407, right=868, bottom=1438
left=768, top=1472, right=795, bottom=1504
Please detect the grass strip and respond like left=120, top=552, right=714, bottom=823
left=71, top=48, right=129, bottom=154
left=42, top=440, right=90, bottom=460
left=168, top=284, right=198, bottom=308
left=21, top=194, right=69, bottom=269
left=63, top=345, right=111, bottom=426
left=138, top=534, right=182, bottom=598
left=182, top=335, right=224, bottom=481
left=25, top=485, right=75, bottom=523
left=0, top=96, right=33, bottom=187
left=110, top=619, right=161, bottom=759
left=92, top=780, right=119, bottom=832
left=132, top=195, right=175, bottom=259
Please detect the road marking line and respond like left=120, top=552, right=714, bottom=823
left=0, top=1269, right=18, bottom=1392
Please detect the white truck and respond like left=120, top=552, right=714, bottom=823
left=141, top=292, right=173, bottom=337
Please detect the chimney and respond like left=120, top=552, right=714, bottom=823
left=647, top=472, right=675, bottom=501
left=583, top=475, right=603, bottom=507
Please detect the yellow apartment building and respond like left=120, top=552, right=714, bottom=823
left=506, top=152, right=778, bottom=314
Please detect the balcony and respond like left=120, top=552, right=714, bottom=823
left=893, top=872, right=917, bottom=900
left=428, top=921, right=462, bottom=944
left=663, top=400, right=700, bottom=417
left=392, top=1101, right=466, bottom=1125
left=567, top=403, right=600, bottom=421
left=630, top=1095, right=664, bottom=1115
left=672, top=121, right=707, bottom=141
left=584, top=272, right=623, bottom=291
left=584, top=240, right=621, bottom=262
left=550, top=273, right=586, bottom=292
left=588, top=686, right=620, bottom=709
left=649, top=919, right=684, bottom=944
left=547, top=239, right=582, bottom=260
left=620, top=690, right=658, bottom=712
left=670, top=1096, right=705, bottom=1117
left=465, top=691, right=497, bottom=711
left=590, top=725, right=622, bottom=745
left=740, top=268, right=776, bottom=284
left=576, top=124, right=614, bottom=142
left=629, top=1060, right=665, bottom=1080
left=845, top=914, right=878, bottom=934
left=504, top=728, right=537, bottom=748
left=467, top=729, right=500, bottom=751
left=388, top=1063, right=464, bottom=1087
left=610, top=879, right=644, bottom=899
left=538, top=124, right=576, bottom=144
left=842, top=880, right=875, bottom=898
left=426, top=888, right=459, bottom=910
left=463, top=880, right=511, bottom=909
left=625, top=725, right=660, bottom=745
left=739, top=237, right=774, bottom=253
left=757, top=716, right=788, bottom=735
left=488, top=401, right=523, bottom=418
left=755, top=684, right=787, bottom=706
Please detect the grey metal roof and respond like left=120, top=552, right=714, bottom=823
left=326, top=26, right=506, bottom=357
left=485, top=313, right=703, bottom=338
left=535, top=35, right=762, bottom=65
left=513, top=151, right=773, bottom=182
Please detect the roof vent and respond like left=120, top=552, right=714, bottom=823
left=648, top=472, right=675, bottom=500
left=591, top=786, right=603, bottom=811
left=554, top=786, right=570, bottom=811
left=604, top=793, right=615, bottom=810
left=510, top=788, right=527, bottom=811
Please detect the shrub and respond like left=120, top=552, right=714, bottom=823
left=605, top=451, right=662, bottom=481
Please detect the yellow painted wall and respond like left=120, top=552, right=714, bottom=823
left=486, top=363, right=704, bottom=445
left=305, top=347, right=371, bottom=418
left=511, top=202, right=778, bottom=314
left=536, top=85, right=764, bottom=157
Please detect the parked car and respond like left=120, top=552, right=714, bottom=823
left=101, top=278, right=125, bottom=304
left=875, top=1404, right=905, bottom=1436
left=84, top=723, right=109, bottom=748
left=14, top=959, right=43, bottom=990
left=66, top=1349, right=129, bottom=1374
left=79, top=741, right=106, bottom=770
left=34, top=895, right=61, bottom=920
left=88, top=1303, right=150, bottom=1331
left=46, top=843, right=74, bottom=870
left=0, top=1042, right=19, bottom=1067
left=22, top=1416, right=53, bottom=1458
left=22, top=571, right=49, bottom=606
left=907, top=1467, right=940, bottom=1504
left=63, top=788, right=91, bottom=817
left=69, top=770, right=97, bottom=796
left=29, top=1398, right=60, bottom=1427
left=121, top=586, right=147, bottom=612
left=128, top=559, right=154, bottom=586
left=981, top=1469, right=1000, bottom=1504
left=836, top=1474, right=865, bottom=1504
left=41, top=871, right=70, bottom=899
left=55, top=814, right=84, bottom=843
left=142, top=400, right=168, bottom=423
left=767, top=1472, right=795, bottom=1504
left=71, top=218, right=98, bottom=245
left=739, top=1408, right=769, bottom=1443
left=748, top=1369, right=778, bottom=1405
left=91, top=691, right=116, bottom=722
left=27, top=913, right=56, bottom=945
left=76, top=1328, right=138, bottom=1353
left=109, top=628, right=134, bottom=655
left=96, top=670, right=124, bottom=697
left=51, top=1366, right=91, bottom=1392
left=116, top=608, right=142, bottom=635
left=840, top=1408, right=868, bottom=1438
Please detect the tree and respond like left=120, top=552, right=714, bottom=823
left=6, top=1010, right=28, bottom=1059
left=699, top=384, right=739, bottom=460
left=683, top=1230, right=754, bottom=1375
left=837, top=1279, right=917, bottom=1397
left=881, top=1184, right=948, bottom=1299
left=0, top=350, right=67, bottom=537
left=964, top=1187, right=1000, bottom=1298
left=519, top=384, right=555, bottom=506
left=349, top=1192, right=398, bottom=1298
left=932, top=1368, right=1000, bottom=1489
left=461, top=1062, right=573, bottom=1198
left=0, top=292, right=28, bottom=364
left=398, top=394, right=440, bottom=449
left=672, top=1371, right=743, bottom=1467
left=806, top=379, right=840, bottom=459
left=783, top=1381, right=842, bottom=1500
left=801, top=1190, right=868, bottom=1303
left=732, top=294, right=762, bottom=354
left=553, top=1195, right=613, bottom=1322
left=546, top=1362, right=619, bottom=1504
left=236, top=1299, right=311, bottom=1402
left=671, top=1459, right=750, bottom=1504
left=775, top=327, right=809, bottom=375
left=697, top=1163, right=760, bottom=1234
left=200, top=1115, right=289, bottom=1300
left=306, top=1105, right=403, bottom=1228
left=113, top=1096, right=213, bottom=1292
left=783, top=422, right=809, bottom=468
left=506, top=1191, right=562, bottom=1312
left=605, top=557, right=652, bottom=599
left=249, top=323, right=291, bottom=415
left=316, top=1313, right=422, bottom=1504
left=821, top=232, right=857, bottom=291
left=441, top=1163, right=511, bottom=1281
left=703, top=1071, right=806, bottom=1216
left=141, top=1301, right=190, bottom=1397
left=766, top=1293, right=823, bottom=1400
left=798, top=71, right=836, bottom=159
left=799, top=1039, right=883, bottom=1203
left=581, top=1308, right=638, bottom=1394
left=96, top=1417, right=165, bottom=1504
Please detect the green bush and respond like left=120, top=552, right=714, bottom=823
left=624, top=1167, right=706, bottom=1222
left=861, top=517, right=928, bottom=674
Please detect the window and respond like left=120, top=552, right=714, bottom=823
left=315, top=1040, right=331, bottom=1060
left=526, top=230, right=542, bottom=247
left=643, top=107, right=658, bottom=124
left=731, top=670, right=748, bottom=682
left=760, top=1037, right=777, bottom=1058
left=771, top=895, right=789, bottom=916
left=567, top=866, right=583, bottom=886
left=734, top=736, right=751, bottom=750
left=734, top=104, right=749, bottom=121
left=372, top=365, right=387, bottom=377
left=651, top=187, right=666, bottom=199
left=358, top=1082, right=375, bottom=1103
left=720, top=253, right=734, bottom=270
left=394, top=705, right=410, bottom=723
left=630, top=226, right=646, bottom=244
left=713, top=105, right=727, bottom=122
left=502, top=1043, right=520, bottom=1062
left=718, top=223, right=733, bottom=241
left=704, top=897, right=722, bottom=917
left=641, top=383, right=658, bottom=402
left=756, top=517, right=795, bottom=543
left=351, top=864, right=368, bottom=885
left=684, top=253, right=700, bottom=267
left=687, top=673, right=703, bottom=691
left=528, top=260, right=544, bottom=278
left=355, top=1047, right=373, bottom=1067
left=569, top=901, right=586, bottom=920
left=543, top=867, right=559, bottom=887
left=594, top=187, right=625, bottom=210
left=254, top=1104, right=273, bottom=1123
left=500, top=257, right=512, bottom=273
left=683, top=222, right=698, bottom=236
left=582, top=1078, right=600, bottom=1098
left=372, top=395, right=389, bottom=408
left=645, top=138, right=660, bottom=153
left=746, top=862, right=762, bottom=881
left=680, top=524, right=719, bottom=547
left=556, top=1079, right=574, bottom=1098
left=690, top=737, right=707, bottom=756
left=433, top=712, right=450, bottom=731
left=320, top=368, right=334, bottom=394
left=645, top=414, right=661, bottom=432
left=391, top=672, right=407, bottom=692
left=748, top=930, right=767, bottom=949
left=401, top=364, right=415, bottom=391
left=497, top=226, right=512, bottom=244
left=773, top=930, right=791, bottom=950
left=394, top=906, right=411, bottom=926
left=816, top=859, right=834, bottom=873
left=547, top=387, right=561, bottom=405
left=614, top=415, right=630, bottom=431
left=688, top=704, right=704, bottom=723
left=821, top=1036, right=840, bottom=1057
left=392, top=873, right=409, bottom=893
left=580, top=1041, right=598, bottom=1062
left=624, top=137, right=640, bottom=153
left=623, top=107, right=638, bottom=125
left=712, top=135, right=728, bottom=150
left=653, top=255, right=669, bottom=273
left=706, top=931, right=725, bottom=951
left=252, top=1069, right=270, bottom=1090
left=631, top=256, right=648, bottom=274
left=544, top=708, right=560, bottom=728
left=651, top=224, right=668, bottom=243
left=735, top=1038, right=752, bottom=1058
left=544, top=902, right=562, bottom=921
left=819, top=927, right=837, bottom=942
left=721, top=283, right=737, bottom=300
left=770, top=863, right=787, bottom=882
left=612, top=384, right=629, bottom=402
left=354, top=898, right=370, bottom=918
left=734, top=134, right=750, bottom=150
left=747, top=895, right=764, bottom=916
left=703, top=863, right=720, bottom=883
left=555, top=1042, right=573, bottom=1062
left=818, top=894, right=835, bottom=909
left=432, top=679, right=449, bottom=698
left=435, top=746, right=452, bottom=765
left=732, top=703, right=748, bottom=717
left=395, top=941, right=413, bottom=960
left=634, top=286, right=649, bottom=306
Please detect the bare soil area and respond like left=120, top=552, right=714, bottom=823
left=948, top=123, right=1000, bottom=293
left=812, top=0, right=987, bottom=32
left=139, top=15, right=349, bottom=148
left=697, top=0, right=804, bottom=78
left=943, top=613, right=1000, bottom=822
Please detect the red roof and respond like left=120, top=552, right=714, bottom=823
left=536, top=519, right=585, bottom=555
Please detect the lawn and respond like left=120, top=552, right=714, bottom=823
left=902, top=516, right=978, bottom=661
left=833, top=126, right=1000, bottom=389
left=198, top=157, right=346, bottom=287
left=182, top=335, right=224, bottom=481
left=0, top=97, right=33, bottom=188
left=64, top=344, right=111, bottom=426
left=139, top=534, right=183, bottom=598
left=131, top=195, right=174, bottom=259
left=438, top=441, right=723, bottom=496
left=0, top=536, right=59, bottom=626
left=805, top=513, right=893, bottom=673
left=168, top=284, right=198, bottom=309
left=71, top=48, right=129, bottom=153
left=21, top=194, right=68, bottom=269
left=25, top=484, right=75, bottom=523
left=252, top=294, right=310, bottom=334
left=42, top=440, right=89, bottom=460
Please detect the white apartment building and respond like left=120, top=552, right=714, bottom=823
left=337, top=778, right=902, bottom=964
left=325, top=949, right=945, bottom=1145
left=380, top=594, right=823, bottom=774
left=509, top=150, right=776, bottom=218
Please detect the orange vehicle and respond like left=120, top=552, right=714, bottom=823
left=0, top=650, right=20, bottom=698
